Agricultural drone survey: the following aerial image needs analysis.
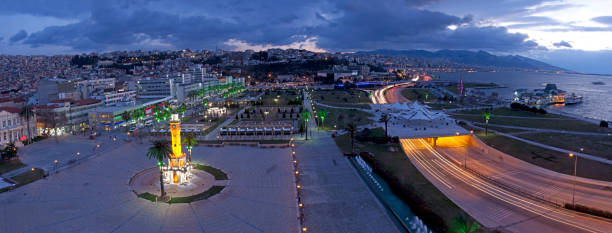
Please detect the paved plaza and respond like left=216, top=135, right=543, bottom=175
left=0, top=137, right=298, bottom=233
left=294, top=132, right=401, bottom=233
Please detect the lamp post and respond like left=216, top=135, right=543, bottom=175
left=53, top=159, right=58, bottom=173
left=76, top=152, right=80, bottom=164
left=569, top=153, right=577, bottom=206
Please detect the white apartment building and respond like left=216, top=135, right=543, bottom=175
left=0, top=107, right=36, bottom=146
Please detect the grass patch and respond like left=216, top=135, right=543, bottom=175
left=455, top=107, right=563, bottom=118
left=11, top=168, right=45, bottom=187
left=0, top=159, right=26, bottom=174
left=312, top=89, right=371, bottom=105
left=259, top=90, right=301, bottom=106
left=314, top=105, right=373, bottom=131
left=193, top=164, right=228, bottom=180
left=473, top=130, right=612, bottom=181
left=453, top=108, right=611, bottom=133
left=401, top=88, right=433, bottom=102
left=334, top=133, right=480, bottom=231
left=517, top=133, right=612, bottom=161
left=168, top=186, right=225, bottom=203
left=137, top=192, right=158, bottom=202
left=426, top=103, right=461, bottom=110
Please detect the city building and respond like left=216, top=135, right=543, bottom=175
left=37, top=78, right=78, bottom=104
left=0, top=107, right=36, bottom=146
left=88, top=97, right=171, bottom=131
left=92, top=90, right=137, bottom=106
left=35, top=98, right=104, bottom=135
left=136, top=78, right=174, bottom=99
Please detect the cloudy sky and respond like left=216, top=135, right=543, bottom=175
left=1, top=0, right=612, bottom=74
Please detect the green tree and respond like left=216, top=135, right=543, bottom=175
left=482, top=111, right=491, bottom=135
left=177, top=104, right=187, bottom=116
left=1, top=143, right=18, bottom=160
left=346, top=123, right=357, bottom=154
left=121, top=111, right=131, bottom=124
left=182, top=134, right=197, bottom=163
left=317, top=110, right=327, bottom=129
left=379, top=113, right=390, bottom=138
left=451, top=215, right=481, bottom=233
left=301, top=110, right=311, bottom=140
left=146, top=140, right=172, bottom=197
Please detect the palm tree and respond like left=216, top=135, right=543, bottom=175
left=317, top=110, right=327, bottom=130
left=19, top=105, right=34, bottom=144
left=121, top=111, right=131, bottom=125
left=482, top=111, right=491, bottom=135
left=182, top=134, right=197, bottom=163
left=379, top=113, right=390, bottom=138
left=301, top=110, right=311, bottom=140
left=452, top=215, right=481, bottom=233
left=147, top=140, right=172, bottom=197
left=346, top=123, right=357, bottom=154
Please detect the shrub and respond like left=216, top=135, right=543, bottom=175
left=600, top=121, right=609, bottom=128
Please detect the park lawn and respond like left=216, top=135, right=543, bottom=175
left=517, top=133, right=612, bottom=161
left=473, top=130, right=612, bottom=181
left=401, top=88, right=434, bottom=102
left=312, top=89, right=371, bottom=105
left=452, top=108, right=611, bottom=133
left=11, top=168, right=45, bottom=187
left=455, top=107, right=564, bottom=118
left=260, top=90, right=301, bottom=106
left=486, top=126, right=529, bottom=134
left=168, top=186, right=225, bottom=204
left=426, top=103, right=461, bottom=110
left=314, top=105, right=373, bottom=131
left=0, top=159, right=26, bottom=174
left=193, top=164, right=228, bottom=180
left=334, top=133, right=482, bottom=231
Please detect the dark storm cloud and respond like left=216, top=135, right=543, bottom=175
left=592, top=16, right=612, bottom=25
left=14, top=0, right=540, bottom=52
left=553, top=41, right=572, bottom=48
left=9, top=30, right=28, bottom=42
left=422, top=26, right=539, bottom=52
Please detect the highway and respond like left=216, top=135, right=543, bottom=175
left=400, top=138, right=612, bottom=233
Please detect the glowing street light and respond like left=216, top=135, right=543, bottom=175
left=569, top=153, right=578, bottom=206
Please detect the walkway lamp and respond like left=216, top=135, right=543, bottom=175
left=569, top=153, right=577, bottom=206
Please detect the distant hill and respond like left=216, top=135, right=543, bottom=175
left=356, top=49, right=567, bottom=71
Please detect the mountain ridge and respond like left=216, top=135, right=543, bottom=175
left=355, top=49, right=567, bottom=72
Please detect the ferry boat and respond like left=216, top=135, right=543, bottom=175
left=513, top=84, right=582, bottom=106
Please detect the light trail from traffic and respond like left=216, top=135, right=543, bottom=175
left=400, top=138, right=612, bottom=233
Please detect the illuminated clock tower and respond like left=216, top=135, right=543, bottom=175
left=163, top=113, right=191, bottom=184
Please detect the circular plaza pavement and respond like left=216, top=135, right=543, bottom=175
left=0, top=139, right=298, bottom=233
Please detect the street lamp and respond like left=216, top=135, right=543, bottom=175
left=54, top=159, right=58, bottom=172
left=569, top=153, right=577, bottom=206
